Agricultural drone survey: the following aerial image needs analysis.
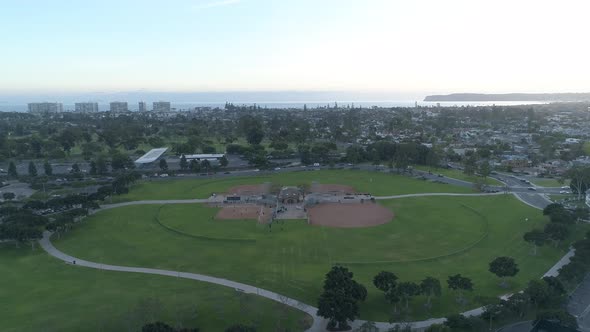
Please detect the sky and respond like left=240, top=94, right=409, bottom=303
left=1, top=0, right=590, bottom=98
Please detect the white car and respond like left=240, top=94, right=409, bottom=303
left=559, top=190, right=570, bottom=194
left=274, top=167, right=281, bottom=171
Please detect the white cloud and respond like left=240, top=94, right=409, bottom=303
left=192, top=0, right=241, bottom=10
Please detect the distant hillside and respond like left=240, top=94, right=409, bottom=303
left=424, top=93, right=590, bottom=102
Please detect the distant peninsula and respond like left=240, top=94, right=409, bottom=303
left=424, top=93, right=590, bottom=102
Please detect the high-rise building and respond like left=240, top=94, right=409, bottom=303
left=75, top=102, right=99, bottom=113
left=139, top=101, right=148, bottom=112
left=153, top=101, right=171, bottom=112
left=109, top=101, right=128, bottom=113
left=28, top=102, right=63, bottom=114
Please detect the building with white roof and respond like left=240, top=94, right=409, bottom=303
left=135, top=148, right=168, bottom=165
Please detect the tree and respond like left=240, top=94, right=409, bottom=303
left=2, top=192, right=15, bottom=201
left=543, top=203, right=564, bottom=216
left=524, top=279, right=550, bottom=308
left=28, top=161, right=37, bottom=177
left=478, top=160, right=491, bottom=180
left=96, top=156, right=108, bottom=174
left=463, top=153, right=477, bottom=176
left=159, top=159, right=168, bottom=171
left=544, top=223, right=569, bottom=247
left=111, top=152, right=134, bottom=171
left=189, top=160, right=201, bottom=173
left=219, top=155, right=229, bottom=168
left=420, top=276, right=442, bottom=307
left=489, top=257, right=519, bottom=287
left=201, top=159, right=211, bottom=172
left=70, top=163, right=81, bottom=174
left=43, top=160, right=53, bottom=176
left=373, top=271, right=401, bottom=311
left=447, top=274, right=473, bottom=305
left=224, top=324, right=256, bottom=332
left=89, top=161, right=97, bottom=175
left=317, top=266, right=367, bottom=331
left=523, top=230, right=547, bottom=255
left=373, top=271, right=398, bottom=293
left=535, top=310, right=578, bottom=329
left=424, top=324, right=450, bottom=332
left=8, top=161, right=17, bottom=178
left=396, top=281, right=421, bottom=309
left=180, top=155, right=188, bottom=171
left=354, top=321, right=378, bottom=332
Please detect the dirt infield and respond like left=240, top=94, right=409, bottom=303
left=307, top=203, right=393, bottom=228
left=227, top=183, right=271, bottom=196
left=216, top=205, right=273, bottom=223
left=310, top=183, right=357, bottom=194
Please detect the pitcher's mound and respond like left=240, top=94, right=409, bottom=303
left=307, top=203, right=393, bottom=228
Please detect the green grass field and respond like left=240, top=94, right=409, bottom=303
left=53, top=194, right=588, bottom=321
left=413, top=166, right=503, bottom=186
left=529, top=178, right=566, bottom=187
left=0, top=245, right=310, bottom=332
left=114, top=169, right=473, bottom=202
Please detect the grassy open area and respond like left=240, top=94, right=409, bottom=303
left=114, top=169, right=473, bottom=202
left=529, top=178, right=567, bottom=187
left=53, top=194, right=589, bottom=321
left=413, top=165, right=503, bottom=186
left=0, top=245, right=310, bottom=332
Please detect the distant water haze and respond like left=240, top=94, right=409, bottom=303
left=0, top=100, right=548, bottom=113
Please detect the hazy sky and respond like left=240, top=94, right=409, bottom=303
left=2, top=0, right=590, bottom=95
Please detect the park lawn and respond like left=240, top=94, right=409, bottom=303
left=413, top=165, right=503, bottom=186
left=0, top=245, right=310, bottom=332
left=114, top=169, right=474, bottom=202
left=53, top=194, right=589, bottom=321
left=530, top=178, right=567, bottom=187
left=549, top=194, right=572, bottom=202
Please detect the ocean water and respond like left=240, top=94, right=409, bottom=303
left=0, top=100, right=547, bottom=112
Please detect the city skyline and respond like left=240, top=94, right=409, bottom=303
left=2, top=0, right=590, bottom=97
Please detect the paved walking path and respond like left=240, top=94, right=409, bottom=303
left=100, top=192, right=505, bottom=210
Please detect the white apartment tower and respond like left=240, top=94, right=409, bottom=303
left=139, top=101, right=148, bottom=112
left=75, top=102, right=99, bottom=113
left=28, top=102, right=63, bottom=114
left=153, top=101, right=171, bottom=112
left=109, top=101, right=128, bottom=113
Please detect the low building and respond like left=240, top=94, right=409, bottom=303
left=278, top=186, right=304, bottom=204
left=75, top=102, right=99, bottom=113
left=28, top=102, right=63, bottom=114
left=184, top=154, right=225, bottom=162
left=110, top=101, right=128, bottom=113
left=135, top=148, right=168, bottom=166
left=501, top=156, right=530, bottom=169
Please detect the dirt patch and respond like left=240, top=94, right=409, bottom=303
left=310, top=183, right=357, bottom=194
left=307, top=203, right=393, bottom=228
left=227, top=183, right=270, bottom=196
left=216, top=205, right=273, bottom=223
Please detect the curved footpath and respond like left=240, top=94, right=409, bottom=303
left=39, top=191, right=573, bottom=331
